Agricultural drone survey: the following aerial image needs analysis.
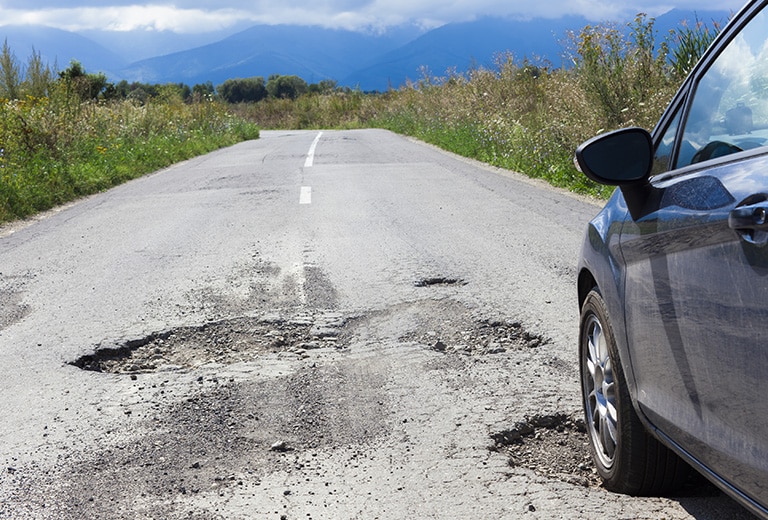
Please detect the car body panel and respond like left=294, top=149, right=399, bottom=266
left=621, top=157, right=768, bottom=506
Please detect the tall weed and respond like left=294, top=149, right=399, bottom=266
left=667, top=16, right=721, bottom=79
left=0, top=86, right=259, bottom=223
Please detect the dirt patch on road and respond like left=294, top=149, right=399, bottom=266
left=490, top=414, right=724, bottom=498
left=7, top=360, right=390, bottom=519
left=70, top=311, right=349, bottom=373
left=398, top=299, right=550, bottom=356
left=0, top=273, right=32, bottom=331
left=491, top=413, right=599, bottom=488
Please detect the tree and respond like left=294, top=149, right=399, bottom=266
left=0, top=39, right=21, bottom=99
left=127, top=87, right=149, bottom=104
left=309, top=79, right=339, bottom=94
left=266, top=74, right=308, bottom=100
left=112, top=79, right=131, bottom=99
left=217, top=77, right=267, bottom=103
left=176, top=82, right=191, bottom=102
left=24, top=48, right=53, bottom=98
left=58, top=60, right=109, bottom=100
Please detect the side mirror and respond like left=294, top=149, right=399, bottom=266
left=575, top=127, right=653, bottom=185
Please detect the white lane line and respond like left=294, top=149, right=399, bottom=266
left=304, top=131, right=323, bottom=167
left=300, top=186, right=312, bottom=205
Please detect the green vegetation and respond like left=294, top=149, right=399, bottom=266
left=0, top=46, right=260, bottom=224
left=0, top=14, right=722, bottom=224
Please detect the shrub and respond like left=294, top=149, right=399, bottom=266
left=266, top=74, right=309, bottom=100
left=218, top=77, right=268, bottom=103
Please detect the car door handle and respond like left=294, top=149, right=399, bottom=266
left=729, top=204, right=768, bottom=230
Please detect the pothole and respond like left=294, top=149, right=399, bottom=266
left=413, top=277, right=467, bottom=288
left=70, top=312, right=349, bottom=374
left=403, top=316, right=548, bottom=355
left=0, top=273, right=33, bottom=331
left=0, top=290, right=29, bottom=331
left=490, top=413, right=599, bottom=488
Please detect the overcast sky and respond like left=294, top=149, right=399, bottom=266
left=0, top=0, right=748, bottom=33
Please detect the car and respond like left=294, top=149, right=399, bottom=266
left=574, top=0, right=768, bottom=517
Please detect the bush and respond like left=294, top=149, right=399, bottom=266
left=667, top=16, right=721, bottom=79
left=568, top=14, right=673, bottom=129
left=266, top=74, right=309, bottom=100
left=218, top=77, right=268, bottom=103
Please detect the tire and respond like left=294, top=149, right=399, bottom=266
left=579, top=289, right=690, bottom=495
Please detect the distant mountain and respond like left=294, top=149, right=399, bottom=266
left=344, top=16, right=589, bottom=90
left=0, top=8, right=732, bottom=92
left=80, top=26, right=254, bottom=63
left=355, top=9, right=731, bottom=89
left=0, top=25, right=126, bottom=78
left=118, top=25, right=419, bottom=87
left=119, top=9, right=731, bottom=91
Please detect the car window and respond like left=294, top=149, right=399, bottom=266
left=676, top=8, right=768, bottom=169
left=652, top=106, right=682, bottom=174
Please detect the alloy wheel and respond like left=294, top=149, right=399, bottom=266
left=583, top=313, right=618, bottom=470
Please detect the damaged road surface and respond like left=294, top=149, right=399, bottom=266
left=0, top=130, right=754, bottom=519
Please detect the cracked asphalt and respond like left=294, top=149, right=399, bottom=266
left=0, top=130, right=756, bottom=519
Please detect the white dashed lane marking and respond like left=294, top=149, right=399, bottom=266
left=301, top=132, right=322, bottom=204
left=304, top=131, right=322, bottom=167
left=300, top=186, right=312, bottom=205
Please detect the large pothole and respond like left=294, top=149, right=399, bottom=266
left=491, top=413, right=599, bottom=488
left=401, top=310, right=549, bottom=356
left=70, top=312, right=349, bottom=373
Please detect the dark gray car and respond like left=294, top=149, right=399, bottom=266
left=575, top=1, right=768, bottom=517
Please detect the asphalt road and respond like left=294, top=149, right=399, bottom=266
left=0, top=129, right=756, bottom=519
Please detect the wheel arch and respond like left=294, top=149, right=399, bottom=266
left=577, top=268, right=598, bottom=310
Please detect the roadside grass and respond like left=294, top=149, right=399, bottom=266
left=363, top=61, right=618, bottom=197
left=231, top=91, right=374, bottom=130
left=0, top=88, right=259, bottom=224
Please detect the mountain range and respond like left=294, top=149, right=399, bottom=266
left=0, top=9, right=730, bottom=92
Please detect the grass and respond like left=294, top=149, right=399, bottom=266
left=0, top=89, right=259, bottom=224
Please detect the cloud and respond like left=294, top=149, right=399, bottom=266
left=0, top=5, right=252, bottom=32
left=0, top=0, right=747, bottom=34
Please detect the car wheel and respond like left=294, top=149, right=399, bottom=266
left=580, top=289, right=689, bottom=495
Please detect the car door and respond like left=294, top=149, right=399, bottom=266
left=619, top=4, right=768, bottom=504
